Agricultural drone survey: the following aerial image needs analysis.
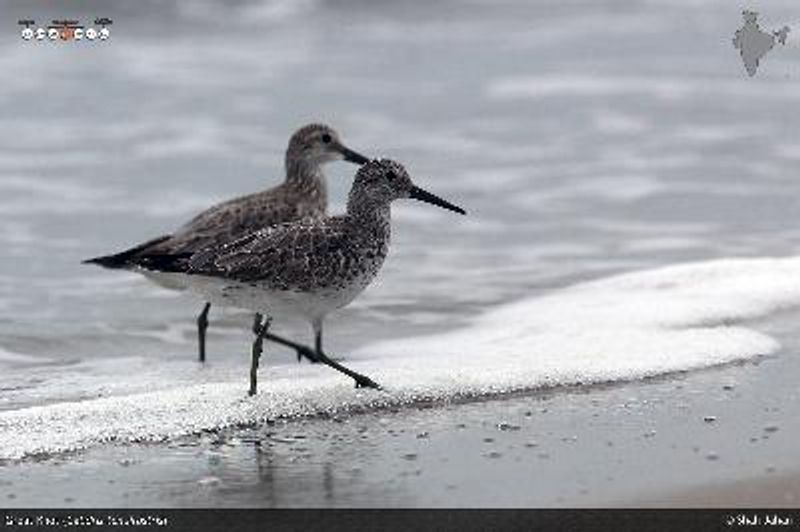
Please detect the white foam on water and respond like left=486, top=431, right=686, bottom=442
left=2, top=256, right=800, bottom=460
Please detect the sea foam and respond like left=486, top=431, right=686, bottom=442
left=1, top=256, right=799, bottom=460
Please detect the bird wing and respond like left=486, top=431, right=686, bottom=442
left=188, top=218, right=352, bottom=291
left=168, top=187, right=308, bottom=253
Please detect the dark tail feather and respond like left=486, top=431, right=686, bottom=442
left=135, top=252, right=195, bottom=273
left=83, top=235, right=172, bottom=269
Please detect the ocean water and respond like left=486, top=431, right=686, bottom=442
left=2, top=0, right=800, bottom=460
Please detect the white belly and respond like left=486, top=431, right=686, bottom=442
left=186, top=274, right=372, bottom=322
left=138, top=268, right=191, bottom=291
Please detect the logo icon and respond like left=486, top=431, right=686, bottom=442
left=18, top=18, right=113, bottom=43
left=18, top=20, right=34, bottom=40
left=732, top=10, right=790, bottom=76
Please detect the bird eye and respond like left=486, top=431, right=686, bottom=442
left=386, top=171, right=396, bottom=180
left=321, top=134, right=332, bottom=144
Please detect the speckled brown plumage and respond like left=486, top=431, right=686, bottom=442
left=190, top=213, right=390, bottom=293
left=152, top=178, right=328, bottom=255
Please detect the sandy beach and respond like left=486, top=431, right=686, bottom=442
left=647, top=472, right=800, bottom=507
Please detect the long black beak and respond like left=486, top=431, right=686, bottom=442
left=409, top=186, right=466, bottom=215
left=339, top=145, right=370, bottom=165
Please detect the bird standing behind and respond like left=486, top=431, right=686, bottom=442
left=84, top=123, right=369, bottom=363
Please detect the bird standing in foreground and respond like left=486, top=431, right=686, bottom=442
left=84, top=124, right=369, bottom=363
left=136, top=159, right=466, bottom=395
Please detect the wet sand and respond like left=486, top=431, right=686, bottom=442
left=644, top=471, right=800, bottom=507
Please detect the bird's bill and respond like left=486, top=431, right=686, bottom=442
left=338, top=145, right=370, bottom=165
left=409, top=186, right=466, bottom=215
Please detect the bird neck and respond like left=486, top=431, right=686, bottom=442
left=284, top=156, right=328, bottom=205
left=346, top=190, right=392, bottom=240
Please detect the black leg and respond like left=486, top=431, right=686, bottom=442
left=197, top=302, right=211, bottom=363
left=249, top=313, right=271, bottom=396
left=263, top=332, right=320, bottom=363
left=313, top=324, right=381, bottom=390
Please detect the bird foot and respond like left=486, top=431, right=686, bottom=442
left=354, top=375, right=382, bottom=390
